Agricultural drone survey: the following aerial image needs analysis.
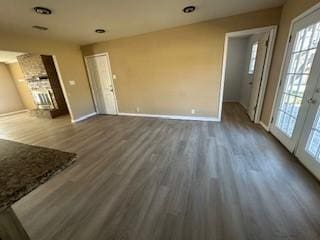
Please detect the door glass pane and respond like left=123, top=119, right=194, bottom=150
left=275, top=21, right=320, bottom=137
left=311, top=23, right=320, bottom=48
left=248, top=42, right=258, bottom=74
left=306, top=106, right=320, bottom=162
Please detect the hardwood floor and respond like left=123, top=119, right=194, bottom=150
left=1, top=103, right=320, bottom=240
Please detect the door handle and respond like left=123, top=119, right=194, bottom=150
left=307, top=98, right=316, bottom=104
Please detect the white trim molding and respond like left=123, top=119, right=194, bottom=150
left=118, top=112, right=219, bottom=122
left=259, top=121, right=270, bottom=132
left=52, top=55, right=75, bottom=122
left=0, top=109, right=28, bottom=117
left=72, top=112, right=97, bottom=123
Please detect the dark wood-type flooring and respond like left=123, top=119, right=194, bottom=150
left=0, top=103, right=320, bottom=240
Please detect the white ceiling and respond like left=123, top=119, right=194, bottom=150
left=0, top=51, right=25, bottom=64
left=0, top=0, right=286, bottom=45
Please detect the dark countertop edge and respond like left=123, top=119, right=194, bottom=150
left=0, top=156, right=77, bottom=213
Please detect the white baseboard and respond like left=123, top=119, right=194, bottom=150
left=239, top=102, right=248, bottom=110
left=259, top=121, right=270, bottom=132
left=0, top=109, right=28, bottom=117
left=72, top=112, right=97, bottom=123
left=118, top=112, right=219, bottom=122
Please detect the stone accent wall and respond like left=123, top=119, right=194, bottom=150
left=16, top=54, right=47, bottom=80
left=16, top=54, right=55, bottom=110
left=14, top=54, right=68, bottom=118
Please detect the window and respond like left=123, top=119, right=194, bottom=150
left=248, top=42, right=258, bottom=74
left=276, top=22, right=320, bottom=137
left=306, top=105, right=320, bottom=161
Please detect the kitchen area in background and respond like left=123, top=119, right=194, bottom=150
left=0, top=50, right=69, bottom=119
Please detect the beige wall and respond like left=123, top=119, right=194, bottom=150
left=0, top=32, right=95, bottom=120
left=7, top=62, right=36, bottom=110
left=261, top=0, right=320, bottom=125
left=1, top=2, right=317, bottom=123
left=82, top=8, right=282, bottom=118
left=0, top=63, right=25, bottom=114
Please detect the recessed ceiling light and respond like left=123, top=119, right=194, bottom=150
left=95, top=29, right=106, bottom=34
left=33, top=6, right=52, bottom=15
left=32, top=25, right=48, bottom=31
left=183, top=5, right=196, bottom=13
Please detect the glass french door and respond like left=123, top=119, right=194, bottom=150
left=296, top=85, right=320, bottom=179
left=271, top=8, right=320, bottom=152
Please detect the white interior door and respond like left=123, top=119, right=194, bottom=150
left=271, top=9, right=320, bottom=152
left=85, top=54, right=118, bottom=115
left=248, top=32, right=270, bottom=121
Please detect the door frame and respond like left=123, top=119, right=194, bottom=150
left=84, top=52, right=119, bottom=115
left=269, top=2, right=320, bottom=132
left=52, top=56, right=74, bottom=120
left=219, top=25, right=278, bottom=124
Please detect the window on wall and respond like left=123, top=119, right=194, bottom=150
left=248, top=42, right=258, bottom=74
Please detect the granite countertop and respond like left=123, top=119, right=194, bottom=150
left=0, top=139, right=77, bottom=212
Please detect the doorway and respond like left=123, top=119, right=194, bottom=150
left=0, top=51, right=70, bottom=120
left=84, top=53, right=118, bottom=115
left=220, top=26, right=277, bottom=124
left=271, top=6, right=320, bottom=179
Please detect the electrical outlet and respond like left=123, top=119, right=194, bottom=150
left=191, top=109, right=195, bottom=115
left=136, top=107, right=140, bottom=113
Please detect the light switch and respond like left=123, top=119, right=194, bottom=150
left=69, top=80, right=76, bottom=86
left=112, top=74, right=117, bottom=80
